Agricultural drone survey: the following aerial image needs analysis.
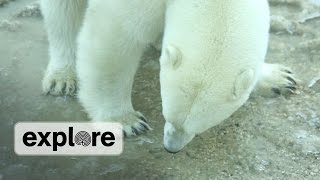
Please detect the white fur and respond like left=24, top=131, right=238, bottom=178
left=41, top=0, right=87, bottom=96
left=41, top=0, right=297, bottom=150
left=75, top=0, right=165, bottom=136
left=161, top=0, right=271, bottom=152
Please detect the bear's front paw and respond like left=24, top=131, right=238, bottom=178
left=104, top=111, right=151, bottom=137
left=42, top=68, right=77, bottom=96
left=255, top=63, right=298, bottom=97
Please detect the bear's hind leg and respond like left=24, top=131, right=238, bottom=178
left=41, top=0, right=87, bottom=96
left=253, top=63, right=298, bottom=97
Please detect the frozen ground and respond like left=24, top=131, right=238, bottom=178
left=0, top=0, right=320, bottom=179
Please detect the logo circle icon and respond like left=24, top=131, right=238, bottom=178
left=74, top=131, right=91, bottom=146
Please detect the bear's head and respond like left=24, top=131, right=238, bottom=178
left=160, top=45, right=258, bottom=153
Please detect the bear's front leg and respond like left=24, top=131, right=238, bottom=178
left=76, top=2, right=152, bottom=136
left=254, top=63, right=298, bottom=97
left=41, top=0, right=87, bottom=96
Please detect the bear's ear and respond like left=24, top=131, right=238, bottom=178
left=232, top=69, right=255, bottom=99
left=161, top=45, right=182, bottom=70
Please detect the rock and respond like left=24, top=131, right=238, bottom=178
left=0, top=19, right=21, bottom=31
left=15, top=2, right=42, bottom=18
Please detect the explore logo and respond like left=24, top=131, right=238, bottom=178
left=14, top=122, right=123, bottom=155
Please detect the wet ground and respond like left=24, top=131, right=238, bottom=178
left=0, top=0, right=320, bottom=179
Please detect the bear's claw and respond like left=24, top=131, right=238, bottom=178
left=254, top=63, right=299, bottom=97
left=123, top=120, right=151, bottom=137
left=286, top=76, right=297, bottom=85
left=110, top=111, right=151, bottom=137
left=271, top=66, right=298, bottom=95
left=42, top=68, right=77, bottom=96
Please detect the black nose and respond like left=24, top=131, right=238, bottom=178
left=164, top=146, right=180, bottom=154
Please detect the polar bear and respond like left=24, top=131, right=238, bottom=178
left=41, top=0, right=297, bottom=152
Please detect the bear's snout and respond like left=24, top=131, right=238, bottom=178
left=163, top=122, right=195, bottom=153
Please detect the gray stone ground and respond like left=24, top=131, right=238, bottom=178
left=0, top=0, right=319, bottom=179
